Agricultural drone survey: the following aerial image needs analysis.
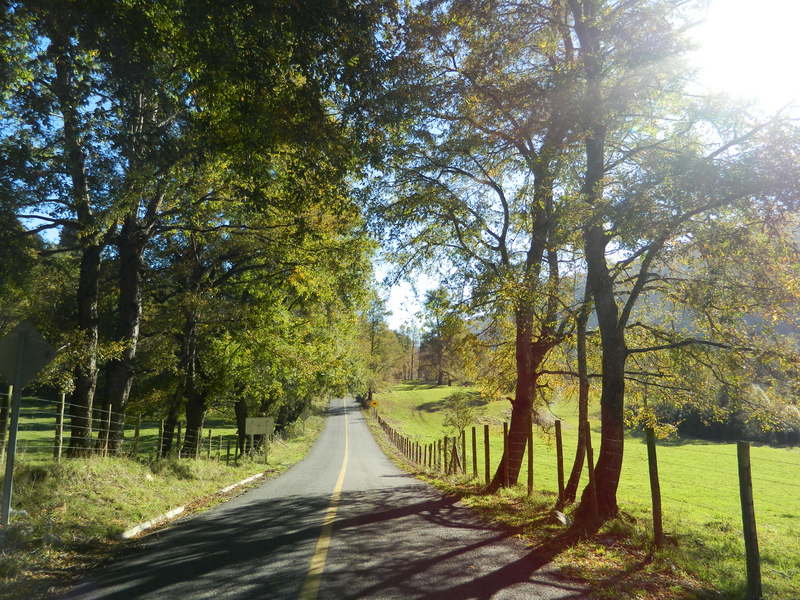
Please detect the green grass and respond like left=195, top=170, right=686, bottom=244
left=0, top=408, right=326, bottom=600
left=374, top=382, right=800, bottom=599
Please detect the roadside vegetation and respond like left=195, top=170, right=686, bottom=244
left=372, top=383, right=800, bottom=599
left=0, top=412, right=325, bottom=600
left=3, top=2, right=800, bottom=600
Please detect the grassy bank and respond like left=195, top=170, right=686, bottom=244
left=373, top=383, right=800, bottom=599
left=0, top=411, right=326, bottom=600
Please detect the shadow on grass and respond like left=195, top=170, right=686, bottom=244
left=416, top=392, right=490, bottom=414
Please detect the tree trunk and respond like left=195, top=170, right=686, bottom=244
left=235, top=398, right=248, bottom=454
left=563, top=284, right=591, bottom=505
left=486, top=310, right=537, bottom=493
left=162, top=402, right=179, bottom=457
left=49, top=29, right=105, bottom=458
left=575, top=224, right=626, bottom=525
left=160, top=377, right=184, bottom=457
left=570, top=1, right=627, bottom=527
left=69, top=243, right=102, bottom=456
left=107, top=215, right=144, bottom=453
left=182, top=390, right=205, bottom=458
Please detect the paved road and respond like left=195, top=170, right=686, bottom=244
left=66, top=398, right=586, bottom=599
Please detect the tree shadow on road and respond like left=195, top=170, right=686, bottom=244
left=63, top=477, right=586, bottom=600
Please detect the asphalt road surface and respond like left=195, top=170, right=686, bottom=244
left=65, top=398, right=586, bottom=599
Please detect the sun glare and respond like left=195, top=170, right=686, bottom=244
left=691, top=0, right=800, bottom=113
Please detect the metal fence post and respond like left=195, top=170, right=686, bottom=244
left=54, top=392, right=65, bottom=461
left=0, top=385, right=10, bottom=463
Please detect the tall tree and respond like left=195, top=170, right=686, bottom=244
left=379, top=0, right=579, bottom=491
left=567, top=0, right=800, bottom=524
left=419, top=287, right=467, bottom=385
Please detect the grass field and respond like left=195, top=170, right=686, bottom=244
left=374, top=382, right=800, bottom=599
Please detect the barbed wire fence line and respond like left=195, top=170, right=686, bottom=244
left=370, top=406, right=798, bottom=599
left=0, top=391, right=310, bottom=467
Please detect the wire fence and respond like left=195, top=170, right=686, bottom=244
left=371, top=407, right=800, bottom=599
left=0, top=392, right=290, bottom=465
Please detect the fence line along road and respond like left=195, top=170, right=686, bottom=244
left=371, top=407, right=796, bottom=600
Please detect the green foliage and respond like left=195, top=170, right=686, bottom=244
left=441, top=390, right=482, bottom=434
left=0, top=0, right=396, bottom=440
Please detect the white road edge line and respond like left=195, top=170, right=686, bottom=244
left=119, top=471, right=266, bottom=539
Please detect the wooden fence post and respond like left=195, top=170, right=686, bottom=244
left=461, top=430, right=467, bottom=474
left=646, top=428, right=664, bottom=548
left=471, top=426, right=477, bottom=478
left=484, top=424, right=490, bottom=484
left=54, top=392, right=65, bottom=461
left=737, top=441, right=762, bottom=600
left=225, top=438, right=231, bottom=465
left=451, top=438, right=460, bottom=475
left=443, top=436, right=449, bottom=473
left=217, top=435, right=222, bottom=460
left=503, top=422, right=509, bottom=487
left=527, top=419, right=533, bottom=496
left=206, top=429, right=212, bottom=460
left=555, top=420, right=565, bottom=503
left=582, top=420, right=599, bottom=520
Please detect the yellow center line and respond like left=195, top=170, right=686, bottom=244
left=298, top=398, right=349, bottom=600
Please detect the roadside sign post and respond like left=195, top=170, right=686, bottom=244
left=0, top=321, right=56, bottom=527
left=245, top=417, right=274, bottom=465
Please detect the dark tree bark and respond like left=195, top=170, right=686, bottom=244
left=182, top=389, right=206, bottom=458
left=486, top=309, right=540, bottom=493
left=161, top=397, right=180, bottom=457
left=563, top=284, right=591, bottom=505
left=107, top=214, right=146, bottom=452
left=576, top=224, right=627, bottom=523
left=235, top=398, right=248, bottom=454
left=569, top=0, right=627, bottom=527
left=49, top=26, right=110, bottom=457
left=485, top=157, right=563, bottom=493
left=69, top=242, right=102, bottom=456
